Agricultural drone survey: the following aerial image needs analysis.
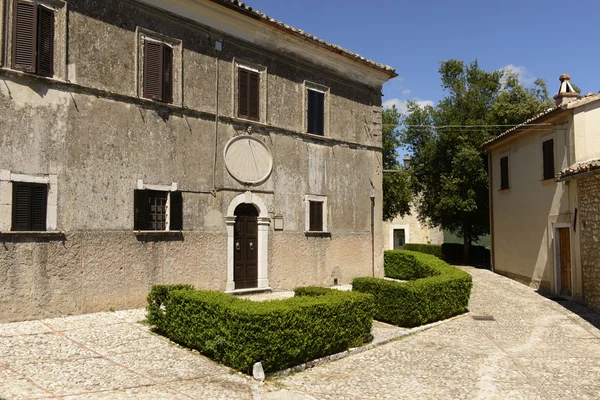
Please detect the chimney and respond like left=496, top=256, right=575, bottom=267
left=554, top=74, right=578, bottom=106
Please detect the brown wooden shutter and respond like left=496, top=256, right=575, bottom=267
left=12, top=183, right=31, bottom=231
left=309, top=201, right=323, bottom=232
left=169, top=191, right=183, bottom=231
left=543, top=139, right=555, bottom=180
left=500, top=156, right=509, bottom=190
left=12, top=0, right=37, bottom=73
left=238, top=69, right=249, bottom=118
left=36, top=6, right=54, bottom=77
left=134, top=190, right=149, bottom=230
left=248, top=71, right=259, bottom=121
left=31, top=184, right=47, bottom=231
left=162, top=45, right=173, bottom=103
left=144, top=40, right=163, bottom=101
left=316, top=91, right=324, bottom=135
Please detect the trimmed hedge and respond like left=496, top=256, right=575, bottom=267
left=147, top=285, right=374, bottom=374
left=403, top=243, right=443, bottom=258
left=353, top=250, right=472, bottom=327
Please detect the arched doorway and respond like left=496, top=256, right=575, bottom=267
left=234, top=204, right=259, bottom=289
left=225, top=191, right=270, bottom=292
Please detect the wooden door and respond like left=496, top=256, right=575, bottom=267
left=234, top=204, right=258, bottom=289
left=558, top=228, right=572, bottom=297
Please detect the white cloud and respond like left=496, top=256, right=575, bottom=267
left=383, top=98, right=433, bottom=114
left=402, top=89, right=411, bottom=95
left=502, top=64, right=536, bottom=86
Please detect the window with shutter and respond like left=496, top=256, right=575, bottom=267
left=12, top=1, right=55, bottom=76
left=309, top=201, right=324, bottom=232
left=13, top=1, right=37, bottom=73
left=162, top=46, right=173, bottom=104
left=169, top=191, right=183, bottom=230
left=542, top=139, right=555, bottom=180
left=134, top=189, right=181, bottom=231
left=307, top=89, right=325, bottom=136
left=144, top=41, right=164, bottom=101
left=11, top=182, right=47, bottom=231
left=36, top=6, right=54, bottom=77
left=238, top=68, right=259, bottom=121
left=500, top=156, right=509, bottom=190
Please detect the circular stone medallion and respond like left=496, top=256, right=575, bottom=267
left=224, top=135, right=273, bottom=185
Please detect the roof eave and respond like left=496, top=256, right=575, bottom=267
left=208, top=0, right=397, bottom=79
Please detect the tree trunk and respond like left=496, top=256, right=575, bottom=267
left=463, top=236, right=471, bottom=265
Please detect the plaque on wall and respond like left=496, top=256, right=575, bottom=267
left=224, top=135, right=273, bottom=185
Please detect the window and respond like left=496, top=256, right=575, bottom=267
left=238, top=68, right=260, bottom=121
left=309, top=201, right=323, bottom=232
left=542, top=139, right=555, bottom=180
left=12, top=182, right=47, bottom=231
left=305, top=195, right=328, bottom=233
left=134, top=190, right=182, bottom=231
left=393, top=229, right=406, bottom=250
left=500, top=156, right=509, bottom=190
left=12, top=0, right=55, bottom=77
left=307, top=89, right=325, bottom=136
left=143, top=40, right=173, bottom=103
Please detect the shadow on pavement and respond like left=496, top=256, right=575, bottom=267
left=543, top=295, right=600, bottom=331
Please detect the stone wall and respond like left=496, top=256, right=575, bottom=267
left=0, top=0, right=389, bottom=321
left=579, top=174, right=600, bottom=312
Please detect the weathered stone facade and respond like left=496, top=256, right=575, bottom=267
left=0, top=0, right=395, bottom=321
left=578, top=174, right=600, bottom=312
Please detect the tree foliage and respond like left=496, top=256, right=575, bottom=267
left=382, top=105, right=412, bottom=221
left=401, top=60, right=551, bottom=260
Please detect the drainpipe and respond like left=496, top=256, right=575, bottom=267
left=371, top=192, right=375, bottom=277
left=212, top=40, right=223, bottom=195
left=488, top=152, right=495, bottom=272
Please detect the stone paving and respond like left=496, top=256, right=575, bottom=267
left=268, top=267, right=600, bottom=399
left=0, top=267, right=599, bottom=399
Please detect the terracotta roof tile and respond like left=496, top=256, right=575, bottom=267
left=557, top=158, right=600, bottom=181
left=212, top=0, right=396, bottom=76
left=481, top=92, right=600, bottom=151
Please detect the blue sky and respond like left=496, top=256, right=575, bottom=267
left=246, top=0, right=600, bottom=114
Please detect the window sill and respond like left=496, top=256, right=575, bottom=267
left=0, top=231, right=66, bottom=241
left=304, top=132, right=329, bottom=141
left=304, top=231, right=331, bottom=237
left=134, top=230, right=183, bottom=242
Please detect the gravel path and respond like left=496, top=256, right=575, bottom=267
left=1, top=267, right=599, bottom=399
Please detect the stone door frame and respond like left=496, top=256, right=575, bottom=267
left=226, top=191, right=270, bottom=292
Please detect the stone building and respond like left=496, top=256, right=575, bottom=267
left=0, top=0, right=396, bottom=321
left=481, top=74, right=600, bottom=312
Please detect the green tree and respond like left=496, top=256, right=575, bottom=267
left=382, top=105, right=412, bottom=221
left=402, top=60, right=551, bottom=262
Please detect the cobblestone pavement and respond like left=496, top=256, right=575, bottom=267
left=0, top=309, right=257, bottom=399
left=268, top=267, right=600, bottom=399
left=2, top=268, right=600, bottom=399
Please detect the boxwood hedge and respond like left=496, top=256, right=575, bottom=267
left=403, top=243, right=443, bottom=258
left=146, top=285, right=374, bottom=374
left=353, top=250, right=472, bottom=327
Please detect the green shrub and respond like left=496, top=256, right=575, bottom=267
left=294, top=286, right=333, bottom=297
left=403, top=243, right=443, bottom=258
left=147, top=286, right=374, bottom=374
left=353, top=250, right=472, bottom=327
left=146, top=284, right=194, bottom=330
left=441, top=243, right=490, bottom=265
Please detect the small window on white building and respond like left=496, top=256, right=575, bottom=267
left=304, top=195, right=328, bottom=233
